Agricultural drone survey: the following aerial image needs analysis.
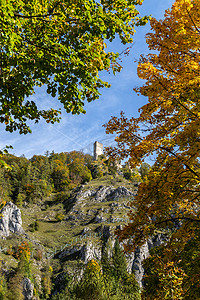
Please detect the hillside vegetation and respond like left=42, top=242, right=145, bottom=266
left=0, top=151, right=148, bottom=299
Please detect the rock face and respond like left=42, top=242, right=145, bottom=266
left=68, top=185, right=135, bottom=215
left=0, top=202, right=23, bottom=237
left=0, top=187, right=165, bottom=289
left=64, top=184, right=172, bottom=287
left=58, top=225, right=111, bottom=263
left=61, top=181, right=167, bottom=287
left=23, top=277, right=34, bottom=300
left=131, top=234, right=168, bottom=287
left=63, top=184, right=164, bottom=287
left=80, top=242, right=102, bottom=263
left=94, top=185, right=134, bottom=202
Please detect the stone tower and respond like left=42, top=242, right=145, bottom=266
left=93, top=141, right=103, bottom=160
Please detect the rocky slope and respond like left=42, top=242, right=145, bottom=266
left=0, top=176, right=166, bottom=297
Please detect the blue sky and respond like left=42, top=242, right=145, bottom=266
left=1, top=0, right=174, bottom=158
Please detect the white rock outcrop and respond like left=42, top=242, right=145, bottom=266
left=23, top=277, right=34, bottom=300
left=80, top=242, right=102, bottom=263
left=131, top=234, right=167, bottom=287
left=0, top=201, right=23, bottom=237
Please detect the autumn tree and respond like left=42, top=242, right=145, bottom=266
left=30, top=155, right=53, bottom=195
left=49, top=151, right=93, bottom=188
left=105, top=0, right=200, bottom=297
left=138, top=162, right=150, bottom=181
left=0, top=0, right=149, bottom=134
left=75, top=259, right=105, bottom=300
left=0, top=151, right=94, bottom=203
left=65, top=151, right=92, bottom=185
left=51, top=159, right=70, bottom=192
left=142, top=245, right=187, bottom=300
left=6, top=242, right=33, bottom=300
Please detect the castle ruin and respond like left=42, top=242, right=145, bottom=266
left=93, top=141, right=103, bottom=160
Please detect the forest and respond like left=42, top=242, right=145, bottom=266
left=0, top=151, right=146, bottom=207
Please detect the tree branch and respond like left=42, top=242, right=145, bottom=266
left=185, top=6, right=200, bottom=34
left=155, top=216, right=200, bottom=226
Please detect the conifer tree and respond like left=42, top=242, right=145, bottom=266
left=112, top=239, right=127, bottom=280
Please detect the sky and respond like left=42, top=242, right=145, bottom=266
left=1, top=0, right=174, bottom=158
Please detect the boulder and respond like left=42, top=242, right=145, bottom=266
left=94, top=185, right=134, bottom=202
left=94, top=214, right=107, bottom=223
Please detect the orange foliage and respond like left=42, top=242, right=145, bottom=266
left=105, top=0, right=200, bottom=246
left=16, top=241, right=31, bottom=261
left=105, top=0, right=200, bottom=296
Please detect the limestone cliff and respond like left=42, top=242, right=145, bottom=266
left=0, top=201, right=24, bottom=238
left=0, top=179, right=167, bottom=296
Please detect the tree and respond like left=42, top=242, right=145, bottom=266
left=112, top=239, right=127, bottom=280
left=142, top=245, right=186, bottom=300
left=51, top=159, right=70, bottom=192
left=66, top=151, right=93, bottom=185
left=105, top=0, right=200, bottom=297
left=101, top=240, right=141, bottom=299
left=68, top=157, right=92, bottom=185
left=75, top=259, right=105, bottom=300
left=0, top=263, right=8, bottom=300
left=138, top=162, right=150, bottom=181
left=122, top=163, right=141, bottom=182
left=0, top=0, right=148, bottom=134
left=2, top=154, right=29, bottom=202
left=50, top=151, right=93, bottom=187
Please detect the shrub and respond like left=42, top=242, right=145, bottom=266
left=30, top=220, right=39, bottom=232
left=55, top=213, right=65, bottom=222
left=35, top=249, right=43, bottom=261
left=15, top=193, right=26, bottom=207
left=41, top=265, right=53, bottom=299
left=0, top=273, right=8, bottom=300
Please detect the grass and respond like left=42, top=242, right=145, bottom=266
left=85, top=175, right=136, bottom=190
